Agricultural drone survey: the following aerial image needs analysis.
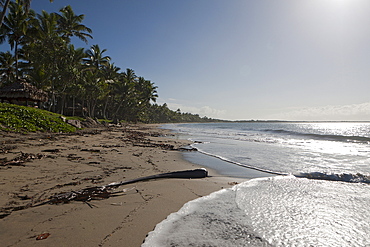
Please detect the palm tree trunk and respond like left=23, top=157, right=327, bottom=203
left=72, top=96, right=75, bottom=116
left=113, top=97, right=125, bottom=121
left=103, top=96, right=110, bottom=119
left=15, top=41, right=19, bottom=79
left=60, top=94, right=66, bottom=115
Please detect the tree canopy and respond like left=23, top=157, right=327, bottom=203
left=0, top=1, right=219, bottom=123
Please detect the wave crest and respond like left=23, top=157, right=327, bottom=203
left=294, top=172, right=370, bottom=184
left=262, top=128, right=370, bottom=143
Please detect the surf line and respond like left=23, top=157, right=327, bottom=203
left=193, top=148, right=287, bottom=176
left=194, top=149, right=370, bottom=184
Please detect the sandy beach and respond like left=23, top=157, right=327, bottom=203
left=0, top=124, right=241, bottom=247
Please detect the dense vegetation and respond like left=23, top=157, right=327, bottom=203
left=0, top=0, right=219, bottom=123
left=0, top=102, right=76, bottom=132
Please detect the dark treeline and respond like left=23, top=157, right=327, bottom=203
left=0, top=0, right=219, bottom=123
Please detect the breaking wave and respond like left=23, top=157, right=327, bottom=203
left=192, top=144, right=370, bottom=184
left=294, top=171, right=370, bottom=184
left=262, top=128, right=370, bottom=143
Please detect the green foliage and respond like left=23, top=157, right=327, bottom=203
left=0, top=3, right=218, bottom=124
left=143, top=103, right=222, bottom=124
left=0, top=102, right=76, bottom=132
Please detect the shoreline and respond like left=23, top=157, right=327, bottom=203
left=0, top=124, right=243, bottom=246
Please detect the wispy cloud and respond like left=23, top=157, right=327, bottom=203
left=271, top=102, right=370, bottom=121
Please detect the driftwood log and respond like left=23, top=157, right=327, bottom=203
left=32, top=168, right=208, bottom=208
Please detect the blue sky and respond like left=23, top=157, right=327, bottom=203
left=3, top=0, right=370, bottom=120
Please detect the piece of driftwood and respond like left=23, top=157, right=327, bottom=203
left=33, top=168, right=208, bottom=208
left=106, top=168, right=208, bottom=188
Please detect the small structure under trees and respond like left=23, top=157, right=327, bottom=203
left=0, top=80, right=48, bottom=106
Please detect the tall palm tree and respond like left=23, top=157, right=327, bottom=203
left=30, top=10, right=61, bottom=111
left=0, top=0, right=53, bottom=29
left=83, top=44, right=110, bottom=70
left=0, top=0, right=13, bottom=29
left=60, top=44, right=86, bottom=115
left=57, top=5, right=92, bottom=44
left=100, top=62, right=120, bottom=118
left=134, top=77, right=158, bottom=122
left=0, top=1, right=34, bottom=79
left=112, top=68, right=136, bottom=121
left=136, top=77, right=158, bottom=105
left=32, top=10, right=60, bottom=45
left=0, top=50, right=16, bottom=85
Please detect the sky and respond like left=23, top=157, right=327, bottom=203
left=3, top=0, right=370, bottom=121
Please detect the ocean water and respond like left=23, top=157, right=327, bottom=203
left=143, top=122, right=370, bottom=246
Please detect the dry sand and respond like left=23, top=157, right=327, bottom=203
left=0, top=124, right=241, bottom=247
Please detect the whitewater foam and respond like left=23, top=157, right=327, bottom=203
left=143, top=176, right=370, bottom=247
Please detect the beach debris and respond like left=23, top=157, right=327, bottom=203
left=36, top=233, right=50, bottom=240
left=32, top=169, right=208, bottom=208
left=81, top=148, right=101, bottom=153
left=18, top=195, right=31, bottom=200
left=106, top=168, right=208, bottom=188
left=228, top=182, right=239, bottom=186
left=0, top=145, right=17, bottom=153
left=0, top=169, right=209, bottom=218
left=41, top=148, right=61, bottom=153
left=0, top=152, right=43, bottom=167
left=67, top=153, right=84, bottom=161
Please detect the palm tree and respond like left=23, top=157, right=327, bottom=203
left=100, top=62, right=120, bottom=118
left=0, top=50, right=16, bottom=85
left=0, top=1, right=34, bottom=79
left=0, top=0, right=13, bottom=29
left=83, top=44, right=110, bottom=70
left=32, top=10, right=61, bottom=46
left=57, top=5, right=92, bottom=44
left=0, top=0, right=53, bottom=29
left=79, top=70, right=106, bottom=118
left=112, top=68, right=136, bottom=121
left=134, top=77, right=158, bottom=122
left=27, top=10, right=63, bottom=111
left=54, top=44, right=86, bottom=114
left=136, top=77, right=158, bottom=105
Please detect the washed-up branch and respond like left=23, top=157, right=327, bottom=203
left=33, top=168, right=208, bottom=208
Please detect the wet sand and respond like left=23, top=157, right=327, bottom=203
left=0, top=124, right=241, bottom=247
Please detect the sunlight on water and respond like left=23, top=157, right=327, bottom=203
left=164, top=122, right=370, bottom=175
left=301, top=122, right=370, bottom=137
left=151, top=123, right=370, bottom=247
left=236, top=176, right=370, bottom=247
left=291, top=139, right=368, bottom=156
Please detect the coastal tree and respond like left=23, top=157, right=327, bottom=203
left=100, top=62, right=120, bottom=119
left=56, top=44, right=86, bottom=115
left=0, top=1, right=35, bottom=79
left=133, top=76, right=158, bottom=122
left=0, top=0, right=11, bottom=29
left=0, top=51, right=16, bottom=85
left=0, top=3, right=215, bottom=123
left=23, top=6, right=92, bottom=113
left=0, top=0, right=53, bottom=29
left=112, top=68, right=137, bottom=122
left=83, top=44, right=110, bottom=70
left=56, top=5, right=92, bottom=44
